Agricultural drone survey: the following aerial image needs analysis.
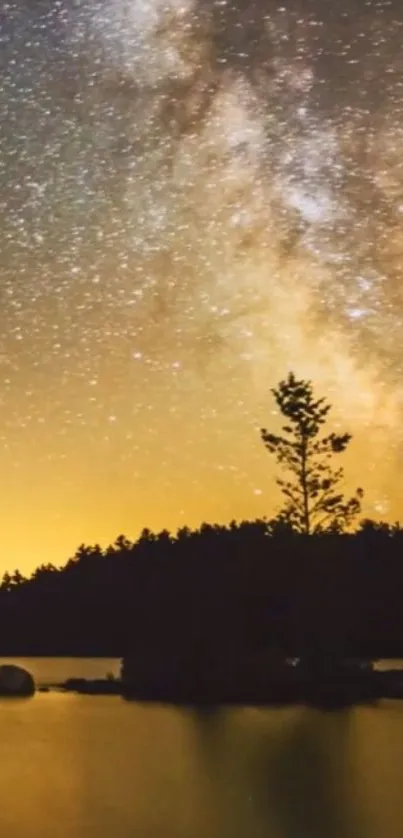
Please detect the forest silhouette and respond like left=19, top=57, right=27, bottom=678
left=1, top=519, right=402, bottom=660
left=0, top=374, right=401, bottom=672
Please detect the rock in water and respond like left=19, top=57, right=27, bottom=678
left=0, top=665, right=35, bottom=696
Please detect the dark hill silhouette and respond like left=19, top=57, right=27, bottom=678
left=0, top=517, right=403, bottom=660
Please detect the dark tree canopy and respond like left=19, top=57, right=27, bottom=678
left=0, top=517, right=403, bottom=660
left=261, top=372, right=363, bottom=534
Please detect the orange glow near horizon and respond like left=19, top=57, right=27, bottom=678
left=1, top=1, right=403, bottom=574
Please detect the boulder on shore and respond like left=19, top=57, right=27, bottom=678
left=0, top=665, right=35, bottom=696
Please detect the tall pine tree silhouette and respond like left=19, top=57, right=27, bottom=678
left=261, top=373, right=363, bottom=534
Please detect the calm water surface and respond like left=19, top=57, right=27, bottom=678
left=0, top=658, right=402, bottom=838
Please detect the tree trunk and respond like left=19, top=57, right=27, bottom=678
left=301, top=436, right=310, bottom=534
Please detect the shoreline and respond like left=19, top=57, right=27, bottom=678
left=34, top=669, right=403, bottom=706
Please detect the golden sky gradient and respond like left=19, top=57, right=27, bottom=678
left=1, top=0, right=403, bottom=572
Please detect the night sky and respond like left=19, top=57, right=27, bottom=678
left=1, top=0, right=403, bottom=571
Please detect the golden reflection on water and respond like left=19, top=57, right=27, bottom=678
left=0, top=677, right=402, bottom=838
left=349, top=702, right=403, bottom=838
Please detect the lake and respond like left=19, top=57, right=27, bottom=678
left=0, top=657, right=403, bottom=838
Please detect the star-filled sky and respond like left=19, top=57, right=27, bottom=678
left=1, top=0, right=403, bottom=572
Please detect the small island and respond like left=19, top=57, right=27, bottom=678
left=43, top=658, right=403, bottom=709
